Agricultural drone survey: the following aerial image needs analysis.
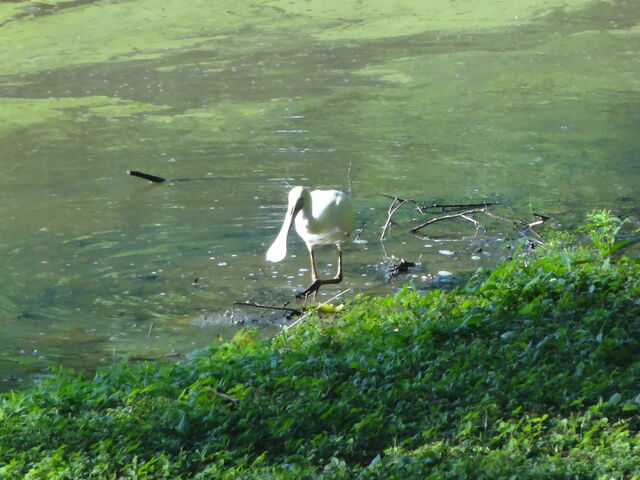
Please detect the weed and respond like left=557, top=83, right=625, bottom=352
left=1, top=212, right=639, bottom=479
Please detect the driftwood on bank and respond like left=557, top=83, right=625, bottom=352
left=231, top=289, right=351, bottom=334
left=232, top=301, right=302, bottom=320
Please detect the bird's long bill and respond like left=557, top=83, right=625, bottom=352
left=266, top=197, right=300, bottom=263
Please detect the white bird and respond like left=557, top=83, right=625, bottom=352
left=267, top=186, right=356, bottom=297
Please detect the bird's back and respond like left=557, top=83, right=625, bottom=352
left=295, top=189, right=355, bottom=247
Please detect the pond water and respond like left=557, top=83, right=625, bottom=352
left=1, top=0, right=639, bottom=390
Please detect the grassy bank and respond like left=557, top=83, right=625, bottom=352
left=1, top=212, right=639, bottom=479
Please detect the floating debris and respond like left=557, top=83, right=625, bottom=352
left=381, top=256, right=418, bottom=281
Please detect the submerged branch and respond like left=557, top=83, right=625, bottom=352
left=380, top=193, right=499, bottom=213
left=409, top=208, right=487, bottom=235
left=381, top=193, right=551, bottom=242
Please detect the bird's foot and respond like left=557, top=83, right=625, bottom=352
left=296, top=277, right=343, bottom=300
left=296, top=280, right=322, bottom=299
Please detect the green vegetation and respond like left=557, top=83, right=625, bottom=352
left=1, top=211, right=639, bottom=479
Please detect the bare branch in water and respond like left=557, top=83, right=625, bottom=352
left=380, top=196, right=409, bottom=240
left=380, top=193, right=550, bottom=243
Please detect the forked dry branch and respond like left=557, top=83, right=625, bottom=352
left=380, top=193, right=550, bottom=243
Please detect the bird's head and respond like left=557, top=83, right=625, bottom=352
left=266, top=186, right=308, bottom=263
left=287, top=186, right=307, bottom=215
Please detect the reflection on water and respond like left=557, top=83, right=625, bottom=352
left=1, top=0, right=639, bottom=389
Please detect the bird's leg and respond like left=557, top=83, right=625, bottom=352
left=309, top=248, right=319, bottom=299
left=297, top=247, right=321, bottom=299
left=309, top=247, right=319, bottom=283
left=296, top=246, right=344, bottom=300
left=333, top=247, right=344, bottom=281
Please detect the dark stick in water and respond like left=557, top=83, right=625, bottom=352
left=127, top=170, right=221, bottom=183
left=127, top=170, right=167, bottom=183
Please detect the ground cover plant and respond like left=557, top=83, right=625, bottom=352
left=1, top=211, right=639, bottom=479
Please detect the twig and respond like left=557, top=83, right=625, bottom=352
left=147, top=321, right=154, bottom=338
left=215, top=388, right=239, bottom=407
left=380, top=192, right=552, bottom=244
left=379, top=194, right=498, bottom=213
left=417, top=201, right=499, bottom=213
left=409, top=208, right=487, bottom=234
left=233, top=301, right=302, bottom=317
left=380, top=197, right=408, bottom=240
left=380, top=193, right=421, bottom=211
left=347, top=160, right=357, bottom=198
left=482, top=209, right=526, bottom=227
left=528, top=213, right=551, bottom=228
left=460, top=213, right=481, bottom=228
left=285, top=288, right=352, bottom=331
left=129, top=351, right=181, bottom=362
